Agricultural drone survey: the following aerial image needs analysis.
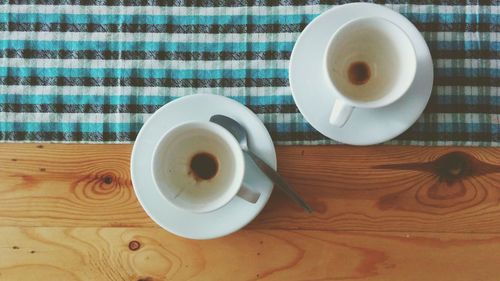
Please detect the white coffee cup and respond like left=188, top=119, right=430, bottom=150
left=151, top=121, right=260, bottom=213
left=324, top=17, right=417, bottom=127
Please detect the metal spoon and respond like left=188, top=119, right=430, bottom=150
left=210, top=114, right=313, bottom=213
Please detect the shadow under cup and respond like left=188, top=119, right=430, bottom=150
left=151, top=122, right=244, bottom=213
left=325, top=17, right=416, bottom=105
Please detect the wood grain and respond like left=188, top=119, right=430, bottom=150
left=1, top=227, right=500, bottom=281
left=259, top=146, right=500, bottom=233
left=0, top=144, right=499, bottom=233
left=0, top=144, right=151, bottom=227
left=0, top=144, right=500, bottom=233
left=1, top=144, right=500, bottom=280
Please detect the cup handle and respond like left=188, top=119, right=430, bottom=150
left=329, top=99, right=354, bottom=127
left=237, top=184, right=261, bottom=204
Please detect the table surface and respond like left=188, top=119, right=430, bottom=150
left=0, top=144, right=499, bottom=280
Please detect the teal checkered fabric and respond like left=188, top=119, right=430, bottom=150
left=0, top=1, right=498, bottom=145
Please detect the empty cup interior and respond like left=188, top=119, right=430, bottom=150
left=152, top=123, right=243, bottom=213
left=325, top=17, right=416, bottom=105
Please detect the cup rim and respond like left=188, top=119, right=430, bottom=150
left=151, top=121, right=245, bottom=213
left=323, top=16, right=417, bottom=108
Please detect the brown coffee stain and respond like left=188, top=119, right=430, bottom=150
left=189, top=152, right=218, bottom=182
left=348, top=61, right=371, bottom=85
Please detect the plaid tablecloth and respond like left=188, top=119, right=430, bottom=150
left=0, top=1, right=498, bottom=145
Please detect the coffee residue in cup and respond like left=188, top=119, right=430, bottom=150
left=348, top=61, right=371, bottom=85
left=189, top=152, right=218, bottom=181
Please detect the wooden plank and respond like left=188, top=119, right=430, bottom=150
left=259, top=146, right=500, bottom=233
left=0, top=144, right=499, bottom=232
left=0, top=227, right=499, bottom=281
left=0, top=144, right=151, bottom=227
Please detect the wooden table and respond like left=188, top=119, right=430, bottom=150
left=1, top=144, right=499, bottom=280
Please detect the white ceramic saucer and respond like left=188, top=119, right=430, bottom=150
left=131, top=94, right=276, bottom=239
left=289, top=3, right=434, bottom=145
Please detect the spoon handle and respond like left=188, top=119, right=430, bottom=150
left=245, top=150, right=313, bottom=213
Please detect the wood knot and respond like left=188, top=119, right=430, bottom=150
left=374, top=150, right=500, bottom=214
left=36, top=145, right=44, bottom=148
left=128, top=240, right=141, bottom=251
left=103, top=175, right=113, bottom=184
left=137, top=277, right=153, bottom=281
left=71, top=172, right=130, bottom=205
left=433, top=152, right=472, bottom=183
